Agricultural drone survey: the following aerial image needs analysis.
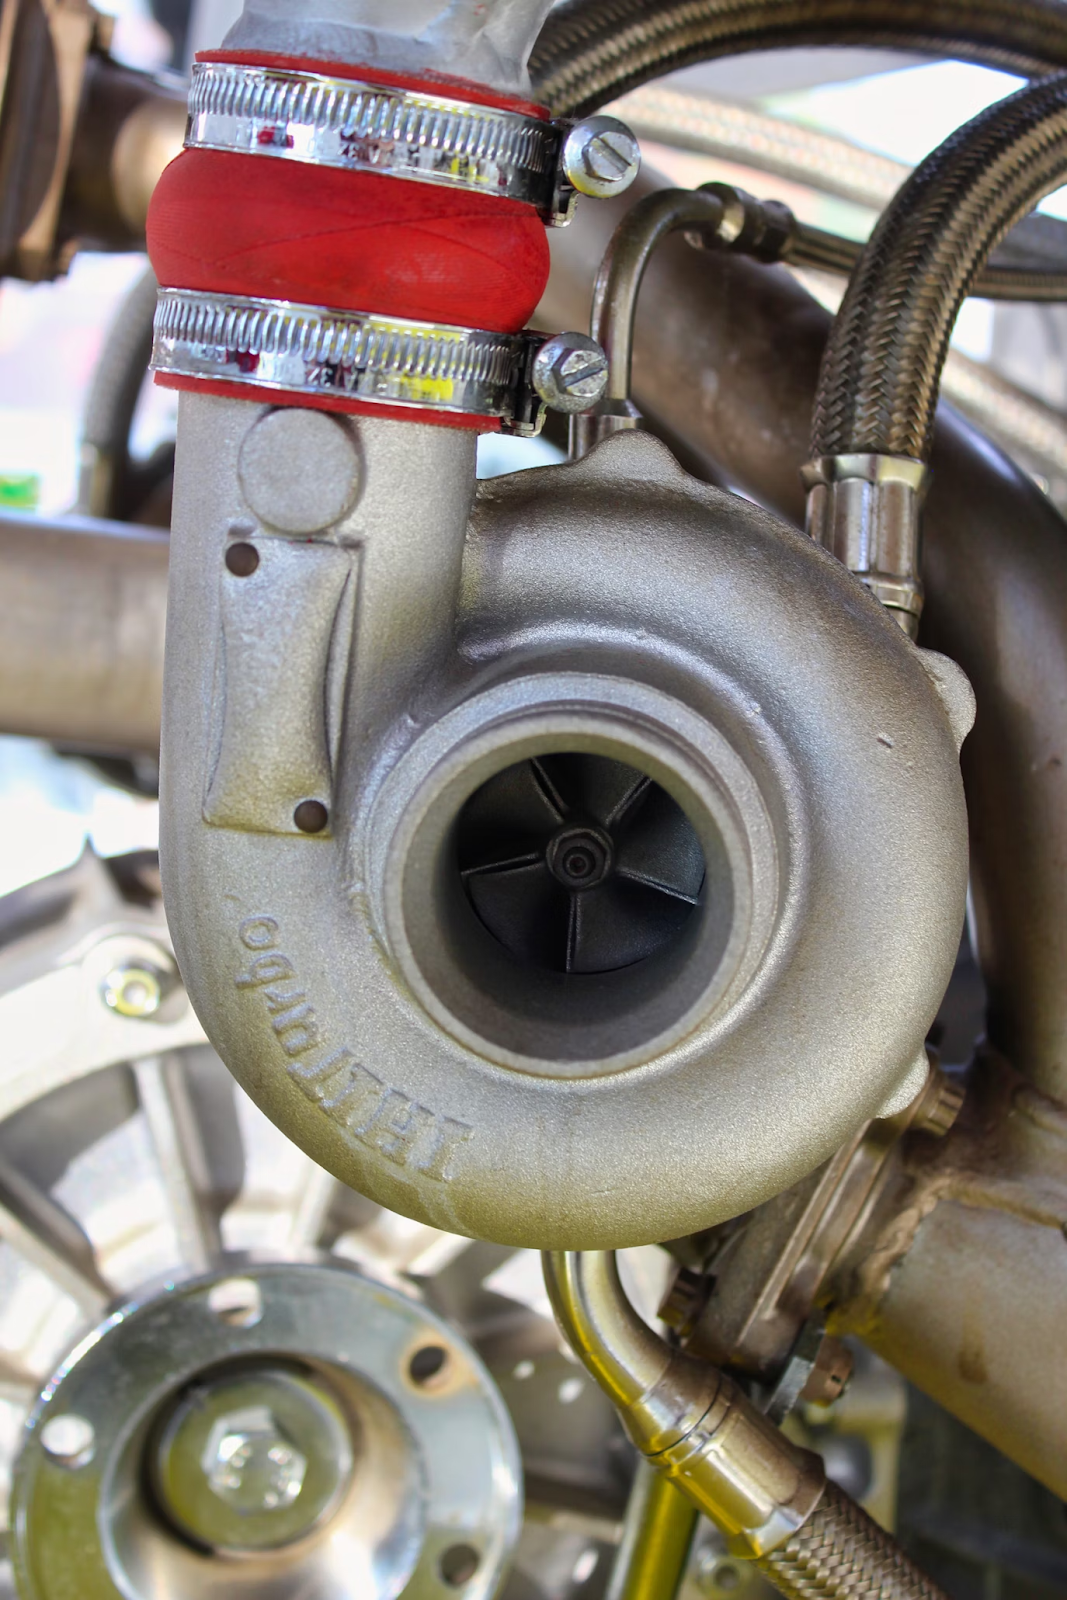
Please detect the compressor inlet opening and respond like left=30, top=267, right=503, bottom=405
left=380, top=691, right=768, bottom=1078
left=456, top=753, right=705, bottom=975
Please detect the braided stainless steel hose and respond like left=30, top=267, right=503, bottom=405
left=811, top=72, right=1067, bottom=461
left=757, top=1479, right=947, bottom=1599
left=530, top=0, right=1067, bottom=117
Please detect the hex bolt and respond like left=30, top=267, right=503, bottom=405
left=532, top=333, right=610, bottom=413
left=560, top=116, right=641, bottom=199
left=100, top=962, right=167, bottom=1019
left=203, top=1406, right=308, bottom=1514
left=153, top=1364, right=354, bottom=1554
left=40, top=1413, right=95, bottom=1468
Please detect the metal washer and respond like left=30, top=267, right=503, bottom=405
left=12, top=1260, right=522, bottom=1600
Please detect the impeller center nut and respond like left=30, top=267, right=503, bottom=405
left=532, top=333, right=609, bottom=413
left=546, top=825, right=614, bottom=890
left=561, top=116, right=641, bottom=199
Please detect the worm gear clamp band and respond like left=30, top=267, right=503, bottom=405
left=185, top=58, right=577, bottom=222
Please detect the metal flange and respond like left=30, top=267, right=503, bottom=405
left=13, top=1261, right=522, bottom=1600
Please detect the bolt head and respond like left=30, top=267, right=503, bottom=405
left=203, top=1405, right=307, bottom=1514
left=561, top=117, right=640, bottom=199
left=532, top=333, right=609, bottom=413
left=100, top=963, right=165, bottom=1019
left=153, top=1366, right=353, bottom=1553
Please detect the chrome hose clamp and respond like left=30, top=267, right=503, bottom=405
left=185, top=60, right=639, bottom=224
left=151, top=287, right=607, bottom=433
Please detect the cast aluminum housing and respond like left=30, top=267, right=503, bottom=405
left=160, top=404, right=972, bottom=1248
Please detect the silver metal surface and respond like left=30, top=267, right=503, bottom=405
left=13, top=1260, right=522, bottom=1600
left=541, top=1251, right=825, bottom=1559
left=152, top=288, right=545, bottom=429
left=221, top=0, right=555, bottom=99
left=0, top=509, right=166, bottom=752
left=560, top=117, right=641, bottom=200
left=161, top=398, right=972, bottom=1249
left=541, top=168, right=1067, bottom=1498
left=803, top=454, right=931, bottom=636
left=186, top=60, right=566, bottom=217
left=531, top=332, right=609, bottom=411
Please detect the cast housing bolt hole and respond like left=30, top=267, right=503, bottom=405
left=408, top=1345, right=449, bottom=1385
left=225, top=540, right=260, bottom=577
left=294, top=799, right=329, bottom=833
left=40, top=1414, right=95, bottom=1468
left=456, top=753, right=705, bottom=974
left=207, top=1277, right=263, bottom=1328
left=440, top=1544, right=481, bottom=1587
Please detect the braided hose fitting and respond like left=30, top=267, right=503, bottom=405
left=543, top=1251, right=949, bottom=1600
left=530, top=0, right=1067, bottom=117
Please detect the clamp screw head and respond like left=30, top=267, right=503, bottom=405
left=561, top=117, right=641, bottom=199
left=532, top=333, right=609, bottom=413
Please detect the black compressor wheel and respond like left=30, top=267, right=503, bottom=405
left=455, top=753, right=706, bottom=975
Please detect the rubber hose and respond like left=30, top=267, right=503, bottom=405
left=757, top=1480, right=947, bottom=1599
left=811, top=71, right=1067, bottom=460
left=530, top=0, right=1067, bottom=117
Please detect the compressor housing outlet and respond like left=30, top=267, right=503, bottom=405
left=161, top=413, right=973, bottom=1249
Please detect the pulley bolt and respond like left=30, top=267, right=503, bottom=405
left=153, top=1366, right=353, bottom=1553
left=101, top=962, right=168, bottom=1019
left=204, top=1407, right=308, bottom=1514
left=532, top=334, right=610, bottom=413
left=561, top=116, right=641, bottom=199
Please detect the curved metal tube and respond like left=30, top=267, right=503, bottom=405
left=530, top=0, right=1067, bottom=116
left=576, top=184, right=794, bottom=452
left=813, top=72, right=1067, bottom=461
left=543, top=1251, right=945, bottom=1597
left=593, top=189, right=728, bottom=409
left=543, top=1251, right=669, bottom=1411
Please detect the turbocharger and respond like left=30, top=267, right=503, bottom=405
left=150, top=0, right=972, bottom=1249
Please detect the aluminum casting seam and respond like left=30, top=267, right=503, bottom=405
left=811, top=71, right=1067, bottom=460
left=530, top=0, right=1067, bottom=118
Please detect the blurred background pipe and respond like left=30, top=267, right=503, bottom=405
left=0, top=511, right=166, bottom=753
